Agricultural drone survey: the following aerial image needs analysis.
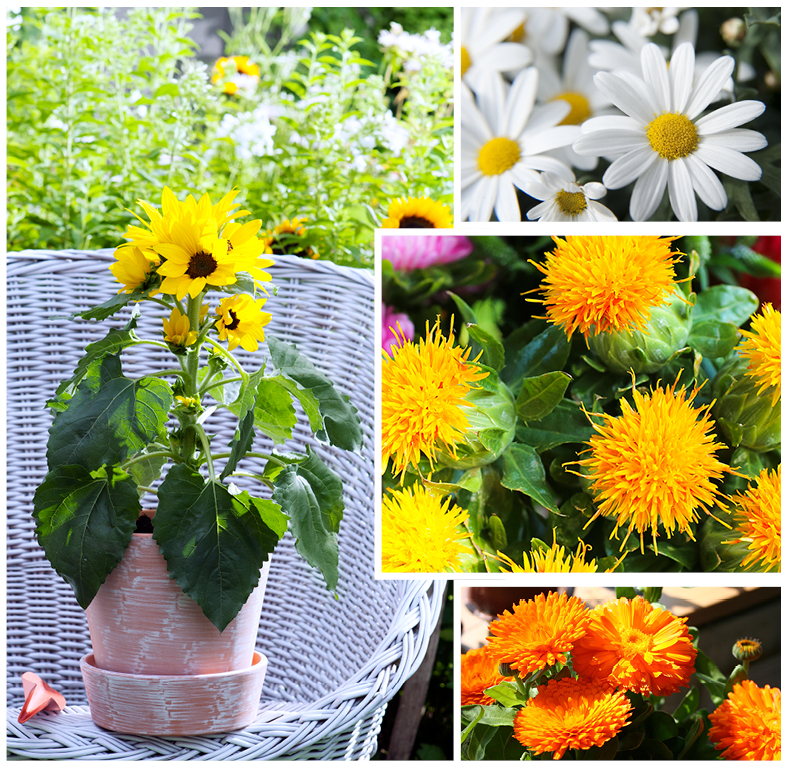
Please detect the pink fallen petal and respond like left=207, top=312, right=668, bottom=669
left=19, top=672, right=66, bottom=723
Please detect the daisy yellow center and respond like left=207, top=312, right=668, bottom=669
left=552, top=91, right=592, bottom=125
left=510, top=22, right=526, bottom=43
left=555, top=190, right=588, bottom=216
left=646, top=112, right=698, bottom=160
left=478, top=137, right=521, bottom=176
left=186, top=249, right=218, bottom=279
left=461, top=46, right=471, bottom=77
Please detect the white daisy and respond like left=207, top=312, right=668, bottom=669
left=523, top=7, right=609, bottom=56
left=536, top=29, right=614, bottom=171
left=461, top=70, right=579, bottom=222
left=524, top=170, right=617, bottom=222
left=461, top=8, right=532, bottom=93
left=630, top=7, right=685, bottom=37
left=573, top=42, right=768, bottom=222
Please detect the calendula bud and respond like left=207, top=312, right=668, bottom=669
left=499, top=662, right=517, bottom=678
left=732, top=637, right=762, bottom=662
left=720, top=17, right=747, bottom=46
left=588, top=289, right=692, bottom=374
left=435, top=378, right=516, bottom=469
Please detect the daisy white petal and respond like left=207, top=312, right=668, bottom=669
left=641, top=43, right=671, bottom=113
left=580, top=116, right=643, bottom=134
left=573, top=132, right=649, bottom=157
left=684, top=53, right=736, bottom=119
left=524, top=169, right=616, bottom=222
left=668, top=159, right=698, bottom=222
left=495, top=176, right=522, bottom=222
left=583, top=182, right=608, bottom=201
left=699, top=129, right=768, bottom=153
left=503, top=68, right=539, bottom=137
left=527, top=200, right=554, bottom=218
left=587, top=200, right=619, bottom=222
left=685, top=153, right=727, bottom=210
left=695, top=101, right=767, bottom=135
left=669, top=41, right=695, bottom=114
left=695, top=144, right=763, bottom=182
left=630, top=159, right=669, bottom=221
left=604, top=148, right=657, bottom=189
left=594, top=71, right=655, bottom=124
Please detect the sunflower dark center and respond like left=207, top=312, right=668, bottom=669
left=186, top=250, right=218, bottom=279
left=225, top=310, right=240, bottom=330
left=398, top=215, right=435, bottom=229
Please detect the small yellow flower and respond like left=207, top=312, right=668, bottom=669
left=382, top=318, right=488, bottom=477
left=265, top=217, right=315, bottom=259
left=381, top=196, right=453, bottom=229
left=577, top=376, right=733, bottom=551
left=212, top=55, right=260, bottom=95
left=174, top=395, right=200, bottom=408
left=109, top=246, right=159, bottom=294
left=214, top=294, right=271, bottom=352
left=162, top=306, right=198, bottom=347
left=530, top=236, right=683, bottom=340
left=497, top=534, right=600, bottom=573
left=737, top=303, right=781, bottom=406
left=382, top=484, right=470, bottom=573
left=728, top=465, right=781, bottom=572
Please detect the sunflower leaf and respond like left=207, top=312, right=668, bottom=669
left=221, top=409, right=256, bottom=480
left=246, top=377, right=298, bottom=445
left=33, top=464, right=141, bottom=609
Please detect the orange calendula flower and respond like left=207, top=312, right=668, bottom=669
left=577, top=376, right=733, bottom=551
left=708, top=680, right=781, bottom=761
left=530, top=236, right=683, bottom=340
left=461, top=646, right=512, bottom=707
left=737, top=303, right=781, bottom=406
left=381, top=196, right=453, bottom=229
left=728, top=465, right=781, bottom=572
left=497, top=534, right=600, bottom=573
left=382, top=318, right=488, bottom=477
left=571, top=596, right=697, bottom=697
left=381, top=484, right=470, bottom=573
left=513, top=677, right=632, bottom=760
left=212, top=55, right=260, bottom=95
left=486, top=592, right=589, bottom=675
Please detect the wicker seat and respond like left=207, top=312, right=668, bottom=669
left=7, top=249, right=444, bottom=760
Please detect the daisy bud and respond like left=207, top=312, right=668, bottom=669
left=434, top=378, right=516, bottom=469
left=720, top=18, right=747, bottom=46
left=587, top=289, right=692, bottom=374
left=764, top=70, right=780, bottom=90
left=732, top=638, right=762, bottom=663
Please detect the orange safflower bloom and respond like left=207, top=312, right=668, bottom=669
left=513, top=677, right=632, bottom=760
left=571, top=596, right=697, bottom=696
left=709, top=680, right=781, bottom=761
left=461, top=646, right=512, bottom=706
left=486, top=592, right=589, bottom=675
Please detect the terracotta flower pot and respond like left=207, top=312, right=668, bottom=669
left=85, top=526, right=270, bottom=676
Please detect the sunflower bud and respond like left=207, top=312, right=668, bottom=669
left=435, top=378, right=516, bottom=469
left=732, top=638, right=762, bottom=663
left=587, top=289, right=692, bottom=374
left=712, top=358, right=781, bottom=452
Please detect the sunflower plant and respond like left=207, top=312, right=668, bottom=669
left=33, top=186, right=362, bottom=632
left=461, top=588, right=781, bottom=760
left=381, top=234, right=781, bottom=573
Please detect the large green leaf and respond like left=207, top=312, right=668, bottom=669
left=515, top=372, right=571, bottom=422
left=687, top=320, right=739, bottom=358
left=47, top=354, right=172, bottom=471
left=248, top=377, right=297, bottom=444
left=220, top=409, right=255, bottom=481
left=271, top=448, right=344, bottom=589
left=267, top=335, right=362, bottom=452
left=515, top=400, right=596, bottom=452
left=500, top=324, right=571, bottom=389
left=155, top=464, right=285, bottom=632
left=56, top=314, right=141, bottom=396
left=500, top=443, right=558, bottom=512
left=269, top=374, right=323, bottom=434
left=33, top=464, right=141, bottom=608
left=692, top=286, right=758, bottom=326
left=72, top=285, right=158, bottom=322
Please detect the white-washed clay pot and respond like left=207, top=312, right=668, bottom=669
left=85, top=512, right=271, bottom=676
left=80, top=651, right=268, bottom=736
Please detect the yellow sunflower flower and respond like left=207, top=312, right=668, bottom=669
left=212, top=55, right=260, bottom=95
left=109, top=246, right=159, bottom=294
left=497, top=535, right=600, bottom=573
left=461, top=646, right=513, bottom=707
left=381, top=484, right=471, bottom=573
left=577, top=376, right=733, bottom=551
left=265, top=217, right=315, bottom=259
left=162, top=306, right=198, bottom=347
left=737, top=303, right=781, bottom=406
left=728, top=465, right=781, bottom=572
left=381, top=196, right=453, bottom=229
left=571, top=596, right=697, bottom=697
left=708, top=680, right=781, bottom=761
left=155, top=219, right=237, bottom=300
left=485, top=592, right=590, bottom=675
left=513, top=677, right=632, bottom=760
left=223, top=219, right=274, bottom=290
left=214, top=294, right=271, bottom=352
left=530, top=236, right=683, bottom=340
left=382, top=318, right=489, bottom=477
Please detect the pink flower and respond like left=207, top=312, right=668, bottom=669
left=382, top=304, right=414, bottom=354
left=382, top=235, right=473, bottom=271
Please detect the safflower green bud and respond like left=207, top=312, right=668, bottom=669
left=587, top=289, right=692, bottom=374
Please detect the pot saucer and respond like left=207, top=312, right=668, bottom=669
left=80, top=651, right=267, bottom=736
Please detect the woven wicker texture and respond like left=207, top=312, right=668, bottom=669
left=7, top=249, right=445, bottom=760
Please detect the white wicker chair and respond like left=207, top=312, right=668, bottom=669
left=7, top=249, right=445, bottom=760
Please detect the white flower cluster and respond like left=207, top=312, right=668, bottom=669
left=216, top=105, right=280, bottom=160
left=378, top=22, right=453, bottom=72
left=461, top=7, right=768, bottom=222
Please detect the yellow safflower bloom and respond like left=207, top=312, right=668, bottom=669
left=737, top=303, right=781, bottom=406
left=728, top=465, right=781, bottom=572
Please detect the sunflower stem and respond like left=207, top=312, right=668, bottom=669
left=203, top=336, right=247, bottom=377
